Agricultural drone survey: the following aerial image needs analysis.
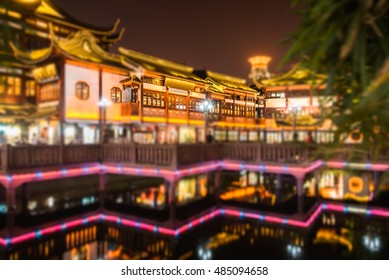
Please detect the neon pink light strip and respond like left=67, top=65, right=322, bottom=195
left=324, top=204, right=344, bottom=212
left=1, top=203, right=389, bottom=246
left=11, top=232, right=36, bottom=244
left=325, top=161, right=389, bottom=171
left=1, top=159, right=388, bottom=187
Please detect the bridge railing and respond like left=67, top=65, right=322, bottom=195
left=0, top=142, right=386, bottom=173
left=221, top=143, right=315, bottom=163
left=63, top=144, right=101, bottom=164
left=135, top=144, right=175, bottom=167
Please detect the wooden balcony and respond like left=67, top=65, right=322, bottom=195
left=0, top=142, right=385, bottom=174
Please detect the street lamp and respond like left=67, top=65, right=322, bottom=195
left=200, top=100, right=213, bottom=143
left=98, top=97, right=111, bottom=144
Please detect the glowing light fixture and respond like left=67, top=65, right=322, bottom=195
left=98, top=97, right=112, bottom=108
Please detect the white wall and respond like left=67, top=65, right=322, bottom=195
left=64, top=63, right=99, bottom=121
left=64, top=63, right=129, bottom=122
left=102, top=71, right=128, bottom=122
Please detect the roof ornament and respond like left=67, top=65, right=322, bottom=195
left=248, top=55, right=272, bottom=83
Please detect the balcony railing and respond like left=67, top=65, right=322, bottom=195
left=0, top=142, right=385, bottom=173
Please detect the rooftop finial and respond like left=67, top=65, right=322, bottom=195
left=248, top=55, right=272, bottom=83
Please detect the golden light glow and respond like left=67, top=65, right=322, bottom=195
left=348, top=176, right=363, bottom=194
left=343, top=193, right=369, bottom=202
left=165, top=77, right=195, bottom=92
left=107, top=245, right=123, bottom=260
left=65, top=111, right=98, bottom=121
left=36, top=0, right=65, bottom=19
left=142, top=116, right=204, bottom=125
left=7, top=10, right=22, bottom=19
left=32, top=63, right=57, bottom=81
left=70, top=244, right=90, bottom=260
left=14, top=0, right=40, bottom=3
left=208, top=71, right=246, bottom=85
left=179, top=251, right=193, bottom=260
left=313, top=229, right=353, bottom=251
left=220, top=186, right=256, bottom=200
left=248, top=56, right=272, bottom=69
left=205, top=232, right=240, bottom=250
left=215, top=121, right=264, bottom=129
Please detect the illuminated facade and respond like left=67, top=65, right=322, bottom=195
left=248, top=57, right=338, bottom=143
left=0, top=0, right=389, bottom=261
left=0, top=0, right=263, bottom=146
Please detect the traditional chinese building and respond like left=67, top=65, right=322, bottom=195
left=248, top=55, right=337, bottom=143
left=0, top=0, right=124, bottom=145
left=0, top=0, right=263, bottom=146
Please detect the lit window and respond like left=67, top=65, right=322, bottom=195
left=0, top=76, right=5, bottom=95
left=6, top=76, right=21, bottom=95
left=40, top=82, right=59, bottom=101
left=26, top=80, right=36, bottom=97
left=75, top=81, right=89, bottom=100
left=110, top=87, right=122, bottom=103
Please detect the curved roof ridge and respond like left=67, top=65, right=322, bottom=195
left=9, top=27, right=123, bottom=68
left=35, top=0, right=121, bottom=35
left=257, top=63, right=327, bottom=87
left=118, top=47, right=194, bottom=73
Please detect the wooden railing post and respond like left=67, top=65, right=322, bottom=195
left=58, top=144, right=63, bottom=166
left=130, top=144, right=135, bottom=164
left=257, top=143, right=262, bottom=162
left=171, top=144, right=177, bottom=169
left=100, top=144, right=105, bottom=163
left=0, top=144, right=8, bottom=173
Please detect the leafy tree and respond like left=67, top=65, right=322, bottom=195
left=282, top=0, right=389, bottom=158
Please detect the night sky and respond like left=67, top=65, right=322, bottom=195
left=55, top=0, right=300, bottom=80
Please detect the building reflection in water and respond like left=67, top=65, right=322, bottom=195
left=304, top=169, right=376, bottom=202
left=220, top=171, right=296, bottom=204
left=1, top=170, right=389, bottom=260
left=363, top=234, right=381, bottom=253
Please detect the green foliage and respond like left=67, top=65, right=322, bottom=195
left=282, top=0, right=389, bottom=154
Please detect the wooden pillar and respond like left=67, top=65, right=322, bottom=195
left=374, top=171, right=380, bottom=190
left=166, top=180, right=177, bottom=227
left=153, top=189, right=158, bottom=209
left=214, top=170, right=221, bottom=204
left=314, top=171, right=320, bottom=199
left=6, top=186, right=16, bottom=230
left=186, top=93, right=190, bottom=125
left=1, top=145, right=8, bottom=174
left=164, top=181, right=169, bottom=209
left=296, top=176, right=304, bottom=197
left=130, top=124, right=135, bottom=144
left=59, top=59, right=66, bottom=164
left=99, top=173, right=106, bottom=209
left=296, top=176, right=304, bottom=214
left=154, top=125, right=158, bottom=144
left=275, top=173, right=282, bottom=204
left=373, top=171, right=381, bottom=199
left=176, top=126, right=180, bottom=144
left=139, top=83, right=144, bottom=123
left=281, top=127, right=285, bottom=143
left=98, top=68, right=103, bottom=144
left=165, top=88, right=169, bottom=124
